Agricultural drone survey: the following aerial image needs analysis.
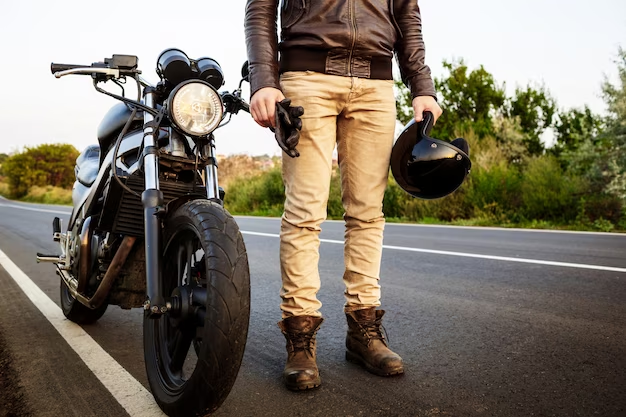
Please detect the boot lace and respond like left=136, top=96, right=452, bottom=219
left=285, top=332, right=315, bottom=357
left=357, top=319, right=390, bottom=347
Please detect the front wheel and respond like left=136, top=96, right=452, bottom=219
left=60, top=281, right=109, bottom=324
left=144, top=200, right=251, bottom=417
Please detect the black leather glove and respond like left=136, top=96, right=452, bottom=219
left=271, top=99, right=304, bottom=158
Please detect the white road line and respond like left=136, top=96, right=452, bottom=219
left=0, top=249, right=165, bottom=417
left=0, top=203, right=71, bottom=215
left=241, top=231, right=626, bottom=273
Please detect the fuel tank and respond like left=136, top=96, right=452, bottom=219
left=97, top=103, right=143, bottom=151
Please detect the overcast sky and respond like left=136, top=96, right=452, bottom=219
left=0, top=0, right=624, bottom=156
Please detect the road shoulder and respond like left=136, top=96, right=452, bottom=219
left=0, top=265, right=128, bottom=417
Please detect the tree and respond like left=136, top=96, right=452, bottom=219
left=600, top=47, right=626, bottom=200
left=553, top=106, right=604, bottom=155
left=433, top=60, right=506, bottom=139
left=395, top=60, right=507, bottom=138
left=507, top=85, right=557, bottom=155
left=492, top=115, right=529, bottom=163
left=0, top=153, right=8, bottom=176
left=395, top=80, right=414, bottom=125
left=3, top=144, right=79, bottom=197
left=562, top=48, right=626, bottom=199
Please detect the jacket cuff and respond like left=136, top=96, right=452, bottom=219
left=250, top=64, right=281, bottom=98
left=409, top=75, right=437, bottom=100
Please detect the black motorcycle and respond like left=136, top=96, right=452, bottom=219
left=38, top=49, right=252, bottom=416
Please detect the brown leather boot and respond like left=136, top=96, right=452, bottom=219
left=345, top=308, right=404, bottom=376
left=278, top=315, right=324, bottom=391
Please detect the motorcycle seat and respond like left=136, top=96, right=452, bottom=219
left=75, top=144, right=101, bottom=187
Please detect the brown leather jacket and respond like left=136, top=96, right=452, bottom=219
left=244, top=0, right=436, bottom=99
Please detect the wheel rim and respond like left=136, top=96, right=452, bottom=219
left=149, top=225, right=206, bottom=394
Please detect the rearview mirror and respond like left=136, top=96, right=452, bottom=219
left=241, top=61, right=250, bottom=82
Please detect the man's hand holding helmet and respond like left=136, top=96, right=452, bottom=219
left=413, top=95, right=442, bottom=124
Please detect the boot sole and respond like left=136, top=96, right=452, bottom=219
left=284, top=376, right=321, bottom=391
left=346, top=350, right=404, bottom=377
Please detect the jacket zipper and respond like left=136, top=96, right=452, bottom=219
left=348, top=0, right=357, bottom=76
left=390, top=0, right=403, bottom=38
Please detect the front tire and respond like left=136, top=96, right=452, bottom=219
left=144, top=200, right=251, bottom=417
left=60, top=280, right=108, bottom=325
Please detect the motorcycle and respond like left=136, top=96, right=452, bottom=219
left=37, top=49, right=252, bottom=416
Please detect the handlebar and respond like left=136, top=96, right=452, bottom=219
left=50, top=63, right=84, bottom=74
left=51, top=56, right=140, bottom=79
left=222, top=91, right=250, bottom=115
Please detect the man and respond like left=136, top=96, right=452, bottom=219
left=245, top=0, right=442, bottom=391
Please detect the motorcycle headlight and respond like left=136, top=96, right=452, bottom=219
left=168, top=80, right=223, bottom=137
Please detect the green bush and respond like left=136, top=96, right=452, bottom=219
left=519, top=156, right=585, bottom=222
left=0, top=180, right=9, bottom=197
left=3, top=144, right=79, bottom=198
left=383, top=178, right=406, bottom=220
left=398, top=186, right=471, bottom=222
left=327, top=169, right=344, bottom=219
left=221, top=149, right=623, bottom=232
left=224, top=167, right=285, bottom=216
left=465, top=162, right=522, bottom=222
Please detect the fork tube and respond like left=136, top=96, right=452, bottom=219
left=143, top=91, right=159, bottom=190
left=142, top=88, right=165, bottom=316
left=204, top=142, right=219, bottom=200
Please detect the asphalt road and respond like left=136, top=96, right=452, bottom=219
left=0, top=197, right=625, bottom=417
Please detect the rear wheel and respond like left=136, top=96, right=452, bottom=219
left=144, top=200, right=250, bottom=417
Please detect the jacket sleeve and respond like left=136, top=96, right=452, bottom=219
left=394, top=0, right=436, bottom=99
left=245, top=0, right=281, bottom=98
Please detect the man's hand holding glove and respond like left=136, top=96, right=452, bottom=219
left=270, top=99, right=304, bottom=158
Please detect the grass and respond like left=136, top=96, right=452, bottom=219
left=22, top=185, right=73, bottom=205
left=0, top=181, right=72, bottom=206
left=0, top=181, right=9, bottom=197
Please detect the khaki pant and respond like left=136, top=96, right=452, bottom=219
left=279, top=71, right=397, bottom=318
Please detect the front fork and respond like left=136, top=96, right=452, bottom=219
left=142, top=88, right=166, bottom=317
left=141, top=89, right=223, bottom=317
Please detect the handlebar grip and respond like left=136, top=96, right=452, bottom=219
left=50, top=63, right=83, bottom=75
left=240, top=101, right=250, bottom=113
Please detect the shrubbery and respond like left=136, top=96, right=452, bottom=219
left=225, top=134, right=624, bottom=231
left=225, top=167, right=285, bottom=216
left=2, top=144, right=79, bottom=198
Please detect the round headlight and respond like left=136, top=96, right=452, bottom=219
left=169, top=81, right=223, bottom=136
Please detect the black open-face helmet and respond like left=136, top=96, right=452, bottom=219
left=391, top=111, right=471, bottom=199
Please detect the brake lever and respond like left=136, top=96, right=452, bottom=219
left=54, top=67, right=121, bottom=79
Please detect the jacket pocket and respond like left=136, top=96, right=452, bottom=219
left=281, top=0, right=306, bottom=29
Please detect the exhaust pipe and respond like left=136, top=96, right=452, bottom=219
left=57, top=236, right=137, bottom=310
